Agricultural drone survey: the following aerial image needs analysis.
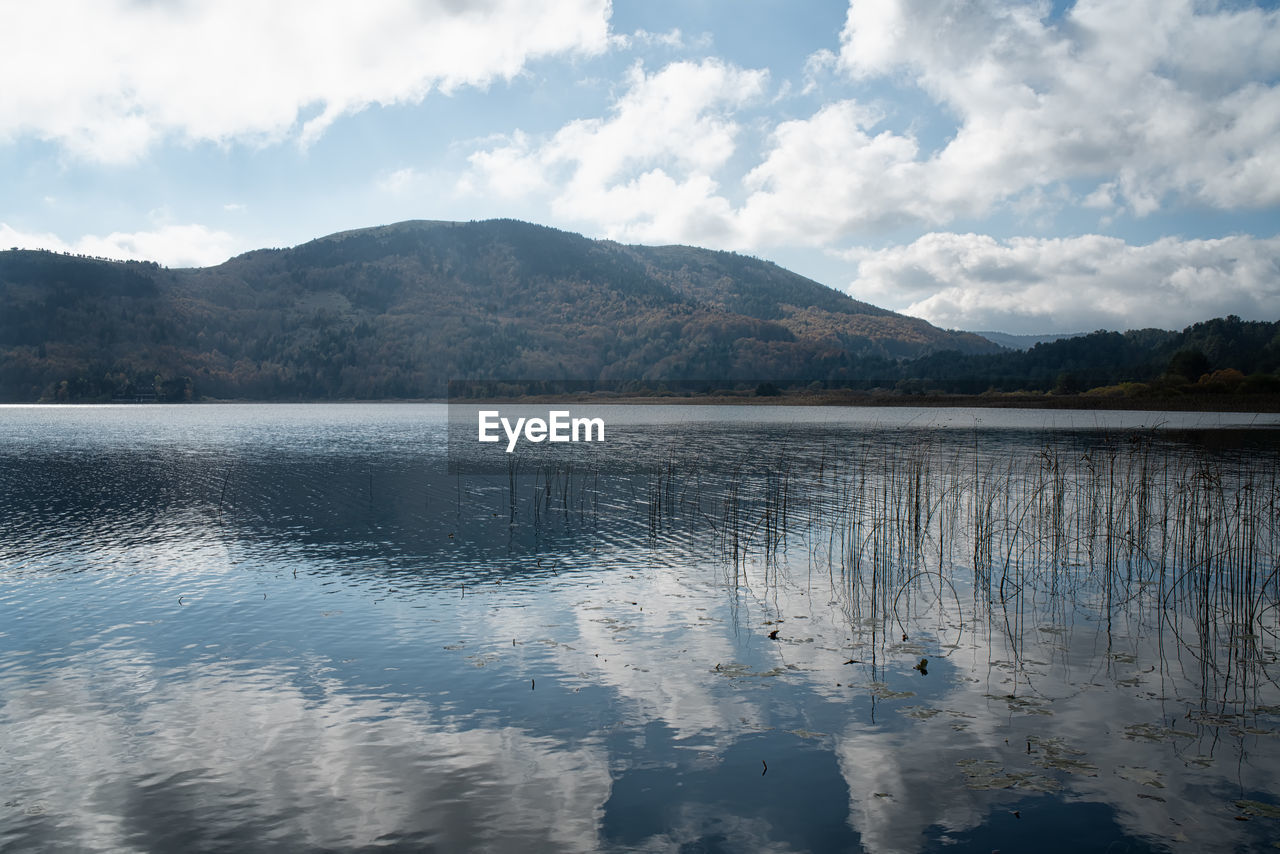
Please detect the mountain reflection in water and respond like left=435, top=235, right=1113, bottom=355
left=1, top=403, right=1278, bottom=853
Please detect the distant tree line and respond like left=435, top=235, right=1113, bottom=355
left=887, top=316, right=1280, bottom=397
left=9, top=313, right=1275, bottom=403
left=1, top=223, right=1276, bottom=403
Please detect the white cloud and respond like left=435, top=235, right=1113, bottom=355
left=737, top=100, right=929, bottom=244
left=843, top=232, right=1280, bottom=333
left=723, top=0, right=1280, bottom=245
left=828, top=0, right=1280, bottom=220
left=377, top=166, right=430, bottom=196
left=609, top=28, right=698, bottom=51
left=461, top=59, right=768, bottom=245
left=0, top=0, right=612, bottom=162
left=460, top=131, right=552, bottom=200
left=1, top=222, right=245, bottom=268
left=3, top=658, right=611, bottom=852
left=457, top=1, right=1280, bottom=255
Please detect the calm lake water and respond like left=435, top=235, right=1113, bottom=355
left=2, top=403, right=1280, bottom=853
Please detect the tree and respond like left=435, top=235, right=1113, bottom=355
left=1167, top=348, right=1210, bottom=382
left=1052, top=372, right=1081, bottom=395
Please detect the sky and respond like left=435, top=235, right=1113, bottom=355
left=1, top=0, right=1278, bottom=335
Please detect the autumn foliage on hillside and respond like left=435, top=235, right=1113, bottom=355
left=1, top=220, right=1275, bottom=402
left=0, top=219, right=995, bottom=401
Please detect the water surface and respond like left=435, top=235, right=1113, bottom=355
left=2, top=404, right=1279, bottom=852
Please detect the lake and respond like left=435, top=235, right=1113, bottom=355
left=2, top=403, right=1279, bottom=852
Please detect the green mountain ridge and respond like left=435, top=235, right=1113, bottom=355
left=2, top=218, right=1276, bottom=403
left=974, top=330, right=1087, bottom=350
left=0, top=218, right=998, bottom=401
left=905, top=318, right=1280, bottom=396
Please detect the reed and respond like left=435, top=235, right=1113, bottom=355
left=493, top=433, right=1277, bottom=667
left=690, top=433, right=1276, bottom=701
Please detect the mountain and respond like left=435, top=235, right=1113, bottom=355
left=974, top=330, right=1086, bottom=350
left=0, top=218, right=998, bottom=401
left=905, top=318, right=1280, bottom=395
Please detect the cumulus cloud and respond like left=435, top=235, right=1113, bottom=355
left=457, top=0, right=1280, bottom=257
left=727, top=0, right=1280, bottom=244
left=842, top=232, right=1280, bottom=333
left=0, top=0, right=611, bottom=162
left=609, top=28, right=702, bottom=51
left=737, top=100, right=928, bottom=243
left=377, top=166, right=430, bottom=196
left=1, top=222, right=244, bottom=268
left=461, top=59, right=768, bottom=246
left=828, top=0, right=1280, bottom=220
left=3, top=659, right=611, bottom=851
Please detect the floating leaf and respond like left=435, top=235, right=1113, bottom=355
left=1123, top=723, right=1190, bottom=743
left=1030, top=737, right=1097, bottom=776
left=1188, top=711, right=1242, bottom=727
left=1236, top=800, right=1280, bottom=819
left=1117, top=766, right=1164, bottom=788
left=986, top=693, right=1053, bottom=716
left=900, top=706, right=942, bottom=720
left=869, top=681, right=915, bottom=700
left=788, top=728, right=826, bottom=740
left=956, top=759, right=1059, bottom=792
left=714, top=663, right=784, bottom=679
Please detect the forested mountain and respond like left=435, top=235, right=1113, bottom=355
left=0, top=219, right=996, bottom=401
left=903, top=317, right=1280, bottom=396
left=974, top=331, right=1085, bottom=350
left=2, top=218, right=1276, bottom=402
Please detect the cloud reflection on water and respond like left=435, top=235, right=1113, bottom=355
left=3, top=404, right=1279, bottom=852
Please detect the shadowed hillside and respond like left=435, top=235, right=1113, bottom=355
left=0, top=219, right=997, bottom=401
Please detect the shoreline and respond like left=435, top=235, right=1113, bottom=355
left=14, top=391, right=1280, bottom=413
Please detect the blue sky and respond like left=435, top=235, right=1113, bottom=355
left=2, top=0, right=1278, bottom=334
